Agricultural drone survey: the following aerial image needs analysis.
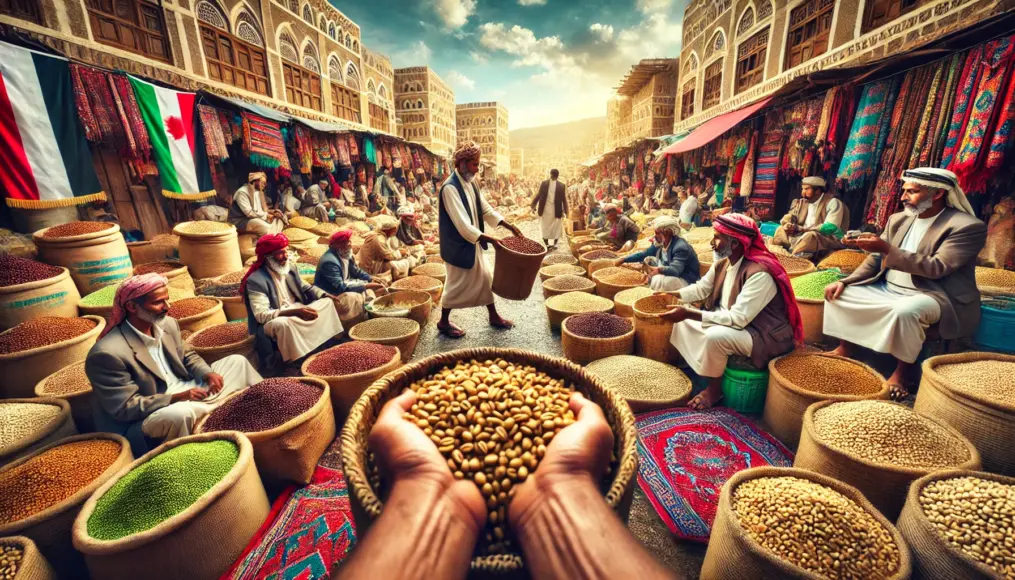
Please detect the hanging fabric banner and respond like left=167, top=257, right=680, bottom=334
left=0, top=42, right=105, bottom=209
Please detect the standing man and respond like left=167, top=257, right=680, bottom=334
left=532, top=169, right=567, bottom=248
left=375, top=166, right=399, bottom=211
left=437, top=140, right=522, bottom=339
left=229, top=172, right=285, bottom=236
left=301, top=179, right=332, bottom=222
left=772, top=177, right=849, bottom=259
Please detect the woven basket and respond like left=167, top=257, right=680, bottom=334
left=0, top=433, right=132, bottom=579
left=541, top=275, right=596, bottom=299
left=0, top=536, right=55, bottom=580
left=133, top=261, right=195, bottom=297
left=700, top=466, right=912, bottom=580
left=794, top=400, right=981, bottom=520
left=173, top=298, right=227, bottom=335
left=0, top=315, right=105, bottom=399
left=541, top=254, right=578, bottom=267
left=0, top=399, right=77, bottom=465
left=592, top=267, right=648, bottom=301
left=301, top=344, right=402, bottom=421
left=614, top=287, right=654, bottom=318
left=544, top=292, right=614, bottom=330
left=348, top=318, right=421, bottom=362
left=185, top=326, right=257, bottom=368
left=196, top=378, right=334, bottom=485
left=567, top=235, right=593, bottom=254
left=579, top=249, right=618, bottom=270
left=914, top=352, right=1015, bottom=476
left=779, top=255, right=818, bottom=279
left=492, top=241, right=547, bottom=301
left=425, top=255, right=445, bottom=265
left=633, top=294, right=681, bottom=363
left=390, top=275, right=443, bottom=305
left=560, top=315, right=635, bottom=365
left=796, top=297, right=825, bottom=344
left=538, top=264, right=585, bottom=282
left=339, top=347, right=639, bottom=576
left=974, top=266, right=1015, bottom=297
left=72, top=432, right=269, bottom=580
left=410, top=263, right=447, bottom=284
left=587, top=258, right=620, bottom=276
left=586, top=355, right=692, bottom=412
left=763, top=354, right=890, bottom=448
left=367, top=290, right=433, bottom=328
left=0, top=266, right=80, bottom=333
left=34, top=362, right=95, bottom=432
left=817, top=250, right=868, bottom=275
left=897, top=469, right=1014, bottom=580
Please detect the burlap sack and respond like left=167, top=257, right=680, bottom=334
left=0, top=399, right=77, bottom=465
left=0, top=267, right=80, bottom=332
left=0, top=536, right=55, bottom=580
left=302, top=345, right=402, bottom=421
left=72, top=432, right=269, bottom=580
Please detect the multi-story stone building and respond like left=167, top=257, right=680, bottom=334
left=676, top=0, right=1009, bottom=132
left=510, top=149, right=525, bottom=177
left=0, top=0, right=397, bottom=132
left=362, top=47, right=395, bottom=134
left=604, top=59, right=678, bottom=152
left=393, top=66, right=456, bottom=158
left=456, top=102, right=510, bottom=176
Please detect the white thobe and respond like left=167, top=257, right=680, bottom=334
left=234, top=185, right=284, bottom=236
left=669, top=258, right=778, bottom=378
left=539, top=179, right=564, bottom=240
left=824, top=212, right=942, bottom=363
left=679, top=196, right=699, bottom=225
left=301, top=185, right=330, bottom=222
left=441, top=171, right=503, bottom=310
left=248, top=269, right=343, bottom=362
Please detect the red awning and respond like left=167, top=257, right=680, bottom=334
left=661, top=96, right=773, bottom=156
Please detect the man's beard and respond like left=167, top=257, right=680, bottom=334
left=267, top=256, right=291, bottom=276
left=903, top=197, right=934, bottom=216
left=339, top=249, right=353, bottom=260
left=462, top=172, right=476, bottom=183
left=138, top=308, right=168, bottom=325
left=713, top=246, right=733, bottom=261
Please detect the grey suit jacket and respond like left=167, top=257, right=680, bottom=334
left=841, top=208, right=987, bottom=339
left=85, top=317, right=213, bottom=424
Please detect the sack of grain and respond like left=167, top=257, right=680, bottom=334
left=591, top=267, right=648, bottom=301
left=701, top=467, right=911, bottom=580
left=915, top=352, right=1015, bottom=476
left=0, top=256, right=79, bottom=332
left=302, top=342, right=402, bottom=420
left=173, top=221, right=242, bottom=280
left=168, top=297, right=227, bottom=335
left=586, top=355, right=692, bottom=412
left=633, top=294, right=681, bottom=363
left=133, top=261, right=195, bottom=298
left=72, top=432, right=269, bottom=580
left=0, top=314, right=104, bottom=399
left=33, top=222, right=132, bottom=295
left=348, top=318, right=420, bottom=362
left=542, top=275, right=596, bottom=299
left=795, top=400, right=980, bottom=520
left=0, top=399, right=76, bottom=466
left=561, top=313, right=635, bottom=365
left=0, top=535, right=55, bottom=580
left=185, top=322, right=256, bottom=368
left=544, top=292, right=614, bottom=330
left=34, top=362, right=95, bottom=432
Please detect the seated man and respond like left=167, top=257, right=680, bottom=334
left=396, top=206, right=427, bottom=253
left=772, top=177, right=849, bottom=259
left=661, top=214, right=803, bottom=410
left=678, top=188, right=699, bottom=230
left=242, top=233, right=345, bottom=367
left=229, top=172, right=285, bottom=236
left=301, top=179, right=332, bottom=222
left=86, top=274, right=262, bottom=454
left=358, top=217, right=415, bottom=280
left=366, top=190, right=388, bottom=217
left=315, top=230, right=387, bottom=325
left=594, top=203, right=641, bottom=251
left=620, top=217, right=701, bottom=291
left=824, top=168, right=986, bottom=399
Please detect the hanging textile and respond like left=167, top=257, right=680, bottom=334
left=311, top=133, right=334, bottom=171
left=740, top=132, right=757, bottom=200
left=941, top=45, right=985, bottom=168
left=837, top=78, right=898, bottom=190
left=198, top=105, right=229, bottom=163
left=218, top=110, right=236, bottom=143
left=110, top=75, right=158, bottom=176
left=363, top=136, right=376, bottom=165
left=291, top=126, right=312, bottom=173
left=241, top=112, right=291, bottom=174
left=908, top=65, right=946, bottom=168
left=782, top=101, right=809, bottom=175
left=751, top=137, right=782, bottom=209
left=348, top=134, right=359, bottom=161
left=923, top=53, right=963, bottom=166
left=985, top=68, right=1015, bottom=174
left=336, top=135, right=351, bottom=167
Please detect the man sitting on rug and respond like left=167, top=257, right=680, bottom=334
left=86, top=274, right=262, bottom=454
left=772, top=177, right=849, bottom=260
left=594, top=203, right=640, bottom=252
left=242, top=233, right=345, bottom=367
left=661, top=213, right=802, bottom=410
left=824, top=168, right=986, bottom=400
left=301, top=179, right=332, bottom=222
left=396, top=206, right=427, bottom=251
left=315, top=229, right=387, bottom=326
left=358, top=217, right=416, bottom=281
left=229, top=172, right=286, bottom=236
left=619, top=217, right=701, bottom=292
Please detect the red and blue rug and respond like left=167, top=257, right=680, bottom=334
left=636, top=408, right=793, bottom=543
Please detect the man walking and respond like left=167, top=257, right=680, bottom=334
left=532, top=169, right=567, bottom=249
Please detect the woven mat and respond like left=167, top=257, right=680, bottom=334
left=636, top=408, right=793, bottom=543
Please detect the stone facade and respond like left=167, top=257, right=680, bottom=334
left=362, top=47, right=395, bottom=134
left=676, top=0, right=1011, bottom=132
left=605, top=59, right=678, bottom=151
left=510, top=148, right=525, bottom=177
left=457, top=102, right=510, bottom=176
left=393, top=66, right=457, bottom=158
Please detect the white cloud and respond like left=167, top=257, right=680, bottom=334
left=637, top=0, right=673, bottom=13
left=391, top=41, right=432, bottom=67
left=518, top=0, right=547, bottom=5
left=470, top=51, right=489, bottom=63
left=434, top=0, right=476, bottom=29
left=589, top=23, right=614, bottom=42
left=447, top=71, right=476, bottom=91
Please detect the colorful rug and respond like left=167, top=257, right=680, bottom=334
left=635, top=408, right=793, bottom=543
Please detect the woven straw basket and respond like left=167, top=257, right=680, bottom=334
left=538, top=264, right=585, bottom=282
left=914, top=352, right=1015, bottom=476
left=339, top=347, right=639, bottom=577
left=796, top=297, right=825, bottom=344
left=614, top=287, right=654, bottom=318
left=368, top=290, right=433, bottom=329
left=544, top=293, right=614, bottom=330
left=0, top=536, right=55, bottom=580
left=185, top=327, right=257, bottom=368
left=349, top=318, right=421, bottom=362
left=897, top=469, right=1014, bottom=580
left=779, top=256, right=817, bottom=279
left=0, top=315, right=104, bottom=399
left=302, top=344, right=402, bottom=421
left=763, top=353, right=890, bottom=448
left=587, top=258, right=620, bottom=277
left=567, top=235, right=593, bottom=255
left=174, top=298, right=228, bottom=335
left=579, top=249, right=617, bottom=270
left=794, top=400, right=981, bottom=520
left=700, top=466, right=912, bottom=580
left=0, top=433, right=132, bottom=579
left=215, top=295, right=246, bottom=321
left=72, top=432, right=269, bottom=580
left=0, top=399, right=77, bottom=465
left=586, top=355, right=692, bottom=413
left=492, top=241, right=547, bottom=301
left=196, top=378, right=334, bottom=485
left=0, top=266, right=80, bottom=332
left=592, top=267, right=648, bottom=301
left=411, top=263, right=447, bottom=284
left=633, top=294, right=681, bottom=363
left=34, top=362, right=95, bottom=432
left=560, top=315, right=635, bottom=365
left=541, top=254, right=578, bottom=267
left=390, top=275, right=443, bottom=305
left=541, top=276, right=596, bottom=299
left=573, top=240, right=608, bottom=258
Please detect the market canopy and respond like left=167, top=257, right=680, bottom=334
left=660, top=96, right=772, bottom=156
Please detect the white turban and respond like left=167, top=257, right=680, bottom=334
left=901, top=168, right=975, bottom=215
left=318, top=179, right=329, bottom=188
left=248, top=172, right=267, bottom=183
left=802, top=176, right=826, bottom=189
left=651, top=216, right=682, bottom=236
left=396, top=205, right=415, bottom=218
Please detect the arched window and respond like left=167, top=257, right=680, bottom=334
left=196, top=0, right=226, bottom=30
left=328, top=56, right=343, bottom=82
left=86, top=0, right=172, bottom=63
left=318, top=15, right=326, bottom=33
left=329, top=23, right=336, bottom=39
left=403, top=100, right=411, bottom=109
left=278, top=31, right=298, bottom=63
left=378, top=84, right=387, bottom=100
left=198, top=2, right=269, bottom=95
left=345, top=62, right=360, bottom=91
left=280, top=36, right=321, bottom=111
left=705, top=29, right=726, bottom=58
left=352, top=39, right=358, bottom=51
left=345, top=33, right=352, bottom=48
left=416, top=98, right=423, bottom=109
left=737, top=7, right=755, bottom=36
left=302, top=43, right=320, bottom=73
left=331, top=77, right=360, bottom=123
left=235, top=10, right=264, bottom=46
left=302, top=4, right=312, bottom=23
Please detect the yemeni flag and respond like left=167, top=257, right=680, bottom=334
left=128, top=76, right=214, bottom=200
left=0, top=42, right=104, bottom=209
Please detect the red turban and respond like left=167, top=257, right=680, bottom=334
left=713, top=213, right=804, bottom=345
left=241, top=233, right=289, bottom=292
left=329, top=229, right=353, bottom=244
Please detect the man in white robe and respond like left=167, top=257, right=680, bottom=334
left=532, top=169, right=567, bottom=248
left=824, top=168, right=986, bottom=399
left=678, top=188, right=699, bottom=229
left=300, top=179, right=332, bottom=222
left=436, top=140, right=522, bottom=339
left=772, top=176, right=849, bottom=259
left=228, top=172, right=286, bottom=236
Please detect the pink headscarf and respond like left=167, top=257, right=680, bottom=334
left=102, top=273, right=169, bottom=338
left=713, top=213, right=804, bottom=345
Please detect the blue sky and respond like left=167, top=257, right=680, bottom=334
left=329, top=0, right=687, bottom=128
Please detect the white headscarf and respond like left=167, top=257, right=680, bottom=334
left=651, top=216, right=682, bottom=237
left=901, top=168, right=975, bottom=216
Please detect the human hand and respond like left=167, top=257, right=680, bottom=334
left=506, top=223, right=523, bottom=238
left=785, top=224, right=799, bottom=235
left=284, top=307, right=318, bottom=321
left=366, top=282, right=385, bottom=291
left=850, top=235, right=890, bottom=254
left=824, top=281, right=845, bottom=301
left=647, top=266, right=661, bottom=277
left=171, top=388, right=209, bottom=403
left=203, top=372, right=224, bottom=394
left=660, top=305, right=689, bottom=322
left=479, top=234, right=500, bottom=247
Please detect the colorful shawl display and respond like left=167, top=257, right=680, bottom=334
left=837, top=78, right=898, bottom=190
left=739, top=132, right=757, bottom=199
left=197, top=104, right=229, bottom=163
left=941, top=46, right=985, bottom=168
left=750, top=138, right=782, bottom=209
left=292, top=125, right=313, bottom=173
left=70, top=64, right=155, bottom=175
left=241, top=112, right=291, bottom=174
left=923, top=53, right=963, bottom=166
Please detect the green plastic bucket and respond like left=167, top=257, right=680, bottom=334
left=722, top=366, right=769, bottom=413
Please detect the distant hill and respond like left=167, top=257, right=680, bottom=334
left=509, top=117, right=605, bottom=151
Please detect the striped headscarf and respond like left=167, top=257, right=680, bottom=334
left=102, top=273, right=169, bottom=338
left=901, top=168, right=975, bottom=215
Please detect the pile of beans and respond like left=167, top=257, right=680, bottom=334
left=919, top=475, right=1015, bottom=577
left=0, top=402, right=61, bottom=455
left=812, top=401, right=971, bottom=468
left=314, top=223, right=340, bottom=235
left=778, top=255, right=815, bottom=275
left=541, top=264, right=584, bottom=277
left=175, top=221, right=232, bottom=235
left=202, top=378, right=321, bottom=433
left=565, top=313, right=632, bottom=338
left=38, top=361, right=91, bottom=396
left=543, top=275, right=593, bottom=291
left=391, top=276, right=440, bottom=290
left=219, top=270, right=246, bottom=284
left=791, top=270, right=845, bottom=300
left=299, top=255, right=321, bottom=266
left=306, top=245, right=328, bottom=258
left=352, top=318, right=417, bottom=340
left=0, top=543, right=22, bottom=578
left=87, top=440, right=238, bottom=540
left=0, top=316, right=97, bottom=355
left=818, top=250, right=868, bottom=273
left=546, top=292, right=613, bottom=314
left=594, top=267, right=646, bottom=285
left=413, top=263, right=446, bottom=278
left=0, top=254, right=62, bottom=287
left=732, top=476, right=901, bottom=578
left=500, top=236, right=544, bottom=254
left=282, top=228, right=317, bottom=242
left=542, top=254, right=577, bottom=266
left=41, top=221, right=114, bottom=239
left=976, top=266, right=1015, bottom=290
left=288, top=216, right=318, bottom=230
left=403, top=358, right=577, bottom=553
left=0, top=439, right=121, bottom=524
left=934, top=359, right=1015, bottom=405
left=167, top=297, right=217, bottom=320
left=199, top=283, right=241, bottom=298
left=615, top=287, right=654, bottom=308
left=582, top=250, right=619, bottom=260
left=586, top=355, right=691, bottom=402
left=134, top=262, right=182, bottom=275
left=306, top=342, right=397, bottom=376
left=190, top=322, right=248, bottom=349
left=774, top=354, right=883, bottom=396
left=635, top=295, right=680, bottom=315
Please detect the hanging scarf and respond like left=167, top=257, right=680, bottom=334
left=941, top=46, right=986, bottom=168
left=923, top=53, right=963, bottom=166
left=837, top=78, right=897, bottom=190
left=242, top=113, right=291, bottom=173
left=740, top=132, right=757, bottom=199
left=336, top=135, right=351, bottom=167
left=198, top=105, right=229, bottom=163
left=985, top=69, right=1015, bottom=173
left=800, top=97, right=825, bottom=173
left=909, top=65, right=945, bottom=167
left=363, top=136, right=376, bottom=165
